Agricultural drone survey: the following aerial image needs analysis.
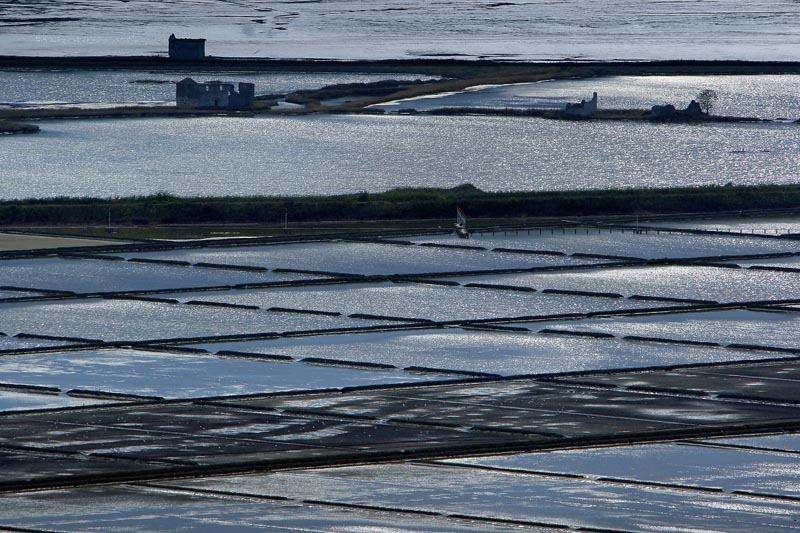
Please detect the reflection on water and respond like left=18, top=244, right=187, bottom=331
left=413, top=230, right=800, bottom=259
left=453, top=443, right=800, bottom=497
left=0, top=348, right=432, bottom=398
left=0, top=70, right=431, bottom=109
left=180, top=463, right=800, bottom=533
left=0, top=0, right=798, bottom=61
left=3, top=115, right=798, bottom=199
left=475, top=265, right=800, bottom=303
left=198, top=327, right=764, bottom=376
left=119, top=241, right=588, bottom=275
left=0, top=299, right=378, bottom=341
left=378, top=75, right=800, bottom=120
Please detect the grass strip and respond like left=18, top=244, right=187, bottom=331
left=2, top=184, right=800, bottom=228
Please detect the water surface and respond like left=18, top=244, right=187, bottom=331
left=0, top=348, right=432, bottom=398
left=3, top=115, right=798, bottom=199
left=197, top=327, right=773, bottom=376
left=176, top=463, right=800, bottom=532
left=1, top=0, right=798, bottom=61
left=0, top=70, right=432, bottom=110
left=378, top=75, right=800, bottom=120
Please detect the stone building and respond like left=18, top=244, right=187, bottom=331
left=650, top=100, right=705, bottom=119
left=176, top=78, right=255, bottom=110
left=168, top=34, right=206, bottom=60
left=684, top=100, right=703, bottom=116
left=650, top=103, right=677, bottom=119
left=565, top=92, right=598, bottom=117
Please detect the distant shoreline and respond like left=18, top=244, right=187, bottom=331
left=0, top=105, right=780, bottom=126
left=2, top=56, right=800, bottom=74
left=3, top=57, right=799, bottom=126
left=411, top=107, right=777, bottom=124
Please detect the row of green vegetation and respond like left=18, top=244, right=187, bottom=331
left=285, top=79, right=439, bottom=107
left=2, top=184, right=799, bottom=227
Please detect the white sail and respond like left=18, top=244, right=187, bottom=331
left=454, top=205, right=469, bottom=239
left=456, top=205, right=467, bottom=227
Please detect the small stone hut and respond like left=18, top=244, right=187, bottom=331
left=168, top=34, right=206, bottom=60
left=650, top=100, right=705, bottom=119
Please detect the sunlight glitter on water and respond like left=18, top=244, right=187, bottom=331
left=0, top=70, right=434, bottom=109
left=3, top=115, right=799, bottom=199
left=464, top=265, right=800, bottom=303
left=1, top=0, right=798, bottom=61
left=196, top=327, right=771, bottom=376
left=0, top=348, right=433, bottom=399
left=378, top=75, right=800, bottom=120
left=0, top=299, right=380, bottom=342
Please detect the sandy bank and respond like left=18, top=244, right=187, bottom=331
left=0, top=232, right=127, bottom=251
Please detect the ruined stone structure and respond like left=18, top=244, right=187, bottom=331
left=684, top=100, right=703, bottom=116
left=651, top=99, right=705, bottom=119
left=650, top=103, right=678, bottom=118
left=565, top=92, right=598, bottom=117
left=168, top=34, right=206, bottom=60
left=176, top=78, right=255, bottom=110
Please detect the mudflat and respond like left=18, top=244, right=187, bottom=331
left=0, top=231, right=124, bottom=251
